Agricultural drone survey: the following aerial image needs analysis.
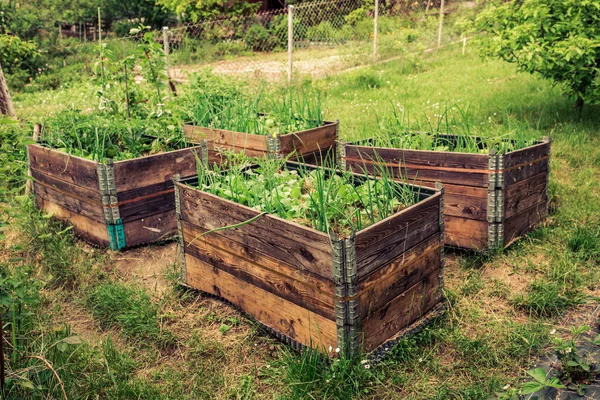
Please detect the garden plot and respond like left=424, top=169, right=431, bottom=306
left=27, top=116, right=206, bottom=249
left=174, top=160, right=444, bottom=354
left=182, top=87, right=338, bottom=166
left=341, top=133, right=551, bottom=250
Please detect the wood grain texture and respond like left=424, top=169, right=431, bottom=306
left=444, top=215, right=488, bottom=250
left=184, top=125, right=269, bottom=153
left=355, top=193, right=441, bottom=278
left=113, top=146, right=202, bottom=192
left=279, top=121, right=338, bottom=155
left=360, top=269, right=441, bottom=352
left=504, top=172, right=548, bottom=219
left=35, top=196, right=109, bottom=247
left=30, top=169, right=101, bottom=203
left=357, top=233, right=441, bottom=319
left=502, top=141, right=550, bottom=168
left=503, top=200, right=548, bottom=246
left=123, top=209, right=178, bottom=247
left=182, top=220, right=335, bottom=320
left=33, top=181, right=105, bottom=223
left=185, top=254, right=338, bottom=349
left=118, top=190, right=175, bottom=223
left=503, top=158, right=549, bottom=187
left=28, top=144, right=99, bottom=189
left=344, top=145, right=490, bottom=187
left=176, top=182, right=334, bottom=281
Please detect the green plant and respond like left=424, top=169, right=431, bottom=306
left=85, top=282, right=175, bottom=348
left=194, top=157, right=417, bottom=237
left=185, top=85, right=325, bottom=136
left=41, top=110, right=187, bottom=161
left=554, top=325, right=598, bottom=386
left=244, top=24, right=276, bottom=52
left=369, top=103, right=539, bottom=154
left=476, top=0, right=600, bottom=108
left=511, top=280, right=584, bottom=317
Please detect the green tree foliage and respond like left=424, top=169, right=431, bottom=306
left=156, top=0, right=259, bottom=22
left=477, top=0, right=600, bottom=107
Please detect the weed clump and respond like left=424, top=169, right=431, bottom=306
left=86, top=282, right=175, bottom=348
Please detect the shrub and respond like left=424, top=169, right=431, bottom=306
left=305, top=21, right=343, bottom=43
left=0, top=34, right=40, bottom=75
left=244, top=23, right=276, bottom=52
left=477, top=0, right=600, bottom=108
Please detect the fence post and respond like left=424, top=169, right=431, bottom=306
left=437, top=0, right=445, bottom=48
left=287, top=5, right=294, bottom=84
left=462, top=36, right=467, bottom=55
left=163, top=27, right=170, bottom=56
left=373, top=0, right=379, bottom=63
left=0, top=63, right=15, bottom=117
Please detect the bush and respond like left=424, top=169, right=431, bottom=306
left=477, top=0, right=600, bottom=108
left=0, top=34, right=40, bottom=75
left=306, top=21, right=343, bottom=43
left=244, top=23, right=276, bottom=52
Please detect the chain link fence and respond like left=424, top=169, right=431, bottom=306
left=154, top=0, right=475, bottom=82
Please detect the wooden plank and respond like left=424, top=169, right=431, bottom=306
left=185, top=254, right=338, bottom=350
left=444, top=215, right=488, bottom=250
left=31, top=169, right=101, bottom=204
left=444, top=191, right=488, bottom=221
left=344, top=144, right=490, bottom=170
left=503, top=200, right=548, bottom=246
left=123, top=209, right=178, bottom=247
left=504, top=172, right=548, bottom=219
left=358, top=233, right=441, bottom=319
left=118, top=191, right=175, bottom=223
left=503, top=158, right=549, bottom=187
left=355, top=193, right=441, bottom=277
left=177, top=183, right=334, bottom=281
left=360, top=269, right=441, bottom=352
left=33, top=181, right=105, bottom=223
left=35, top=196, right=109, bottom=247
left=182, top=221, right=335, bottom=320
left=113, top=146, right=202, bottom=193
left=28, top=144, right=99, bottom=189
left=416, top=180, right=488, bottom=198
left=183, top=125, right=269, bottom=153
left=503, top=141, right=550, bottom=168
left=345, top=156, right=489, bottom=188
left=279, top=122, right=338, bottom=156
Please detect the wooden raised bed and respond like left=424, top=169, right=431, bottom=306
left=174, top=162, right=444, bottom=354
left=183, top=119, right=338, bottom=166
left=340, top=136, right=551, bottom=250
left=28, top=141, right=207, bottom=250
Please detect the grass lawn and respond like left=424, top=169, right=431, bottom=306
left=2, top=43, right=600, bottom=399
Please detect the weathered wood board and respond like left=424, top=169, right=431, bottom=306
left=175, top=162, right=444, bottom=355
left=341, top=136, right=551, bottom=250
left=183, top=119, right=338, bottom=166
left=28, top=143, right=205, bottom=250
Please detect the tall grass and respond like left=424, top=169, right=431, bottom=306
left=185, top=84, right=324, bottom=136
left=369, top=103, right=539, bottom=154
left=41, top=111, right=189, bottom=161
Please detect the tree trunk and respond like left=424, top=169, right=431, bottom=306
left=576, top=95, right=584, bottom=111
left=0, top=64, right=16, bottom=117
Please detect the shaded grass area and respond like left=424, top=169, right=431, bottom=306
left=3, top=44, right=600, bottom=399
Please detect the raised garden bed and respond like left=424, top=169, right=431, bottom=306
left=28, top=141, right=207, bottom=250
left=174, top=161, right=444, bottom=354
left=183, top=119, right=338, bottom=166
left=340, top=135, right=551, bottom=250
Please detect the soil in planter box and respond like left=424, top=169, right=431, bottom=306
left=193, top=158, right=418, bottom=237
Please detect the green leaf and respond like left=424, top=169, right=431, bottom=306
left=521, top=382, right=545, bottom=394
left=527, top=368, right=548, bottom=384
